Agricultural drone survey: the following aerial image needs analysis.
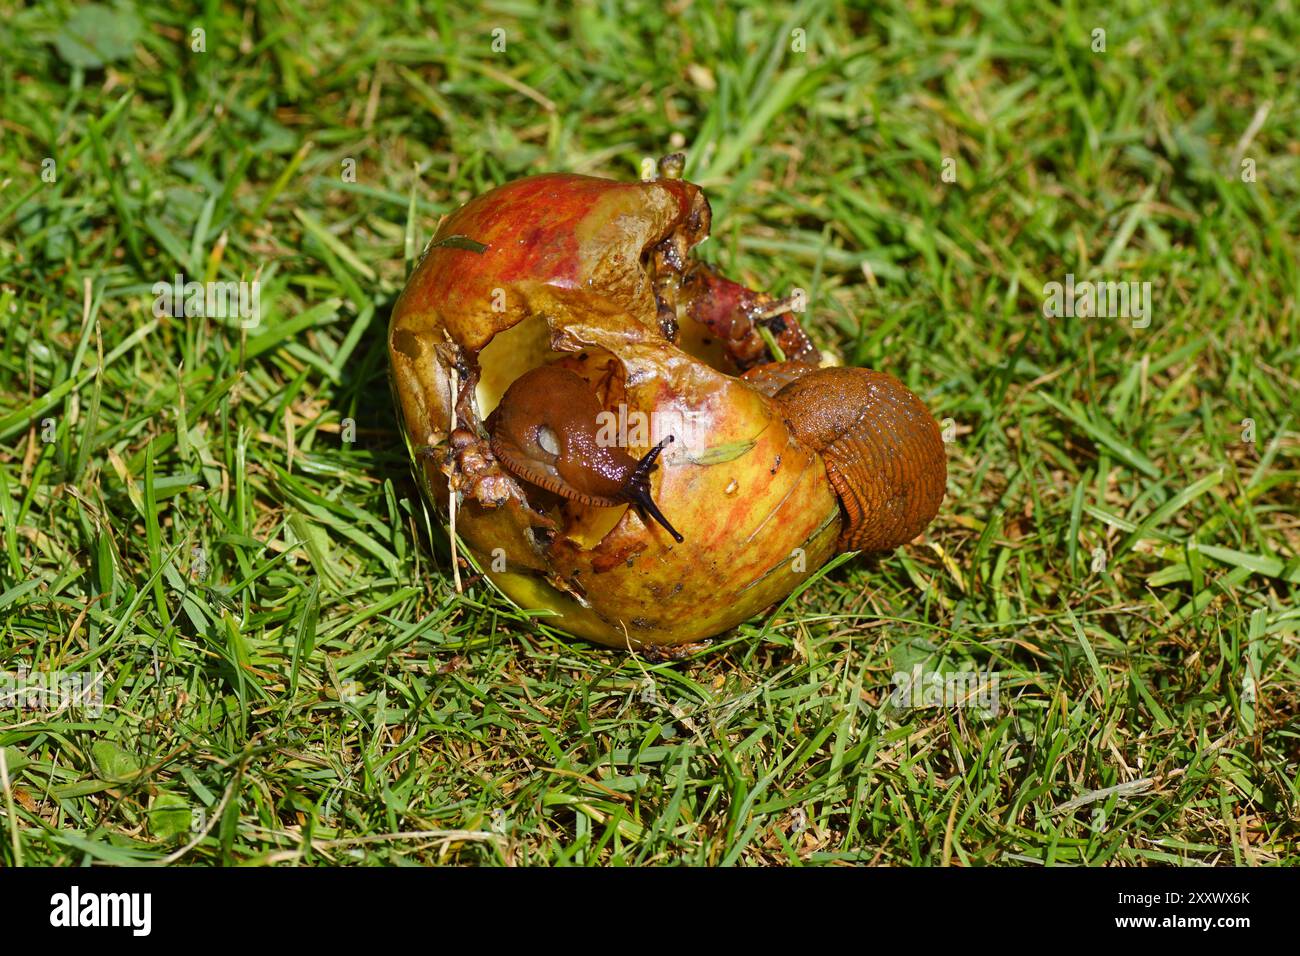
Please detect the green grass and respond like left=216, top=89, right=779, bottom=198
left=1, top=0, right=1297, bottom=866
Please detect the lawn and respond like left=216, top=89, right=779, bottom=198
left=1, top=0, right=1297, bottom=866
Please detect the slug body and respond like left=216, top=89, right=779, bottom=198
left=487, top=365, right=684, bottom=542
left=766, top=365, right=947, bottom=552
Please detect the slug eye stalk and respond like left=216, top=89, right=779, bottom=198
left=624, top=436, right=682, bottom=543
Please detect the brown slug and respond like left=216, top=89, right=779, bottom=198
left=748, top=363, right=947, bottom=552
left=487, top=365, right=684, bottom=543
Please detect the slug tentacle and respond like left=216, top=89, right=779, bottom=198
left=487, top=365, right=684, bottom=542
left=624, top=436, right=683, bottom=543
left=770, top=366, right=946, bottom=552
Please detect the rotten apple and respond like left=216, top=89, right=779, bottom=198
left=388, top=155, right=945, bottom=654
